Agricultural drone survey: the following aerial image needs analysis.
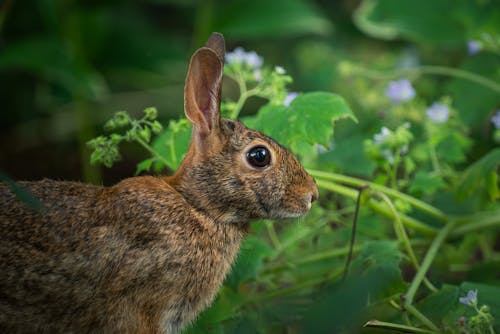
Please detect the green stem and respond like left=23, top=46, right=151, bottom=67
left=405, top=221, right=456, bottom=305
left=364, top=319, right=438, bottom=334
left=309, top=169, right=448, bottom=222
left=135, top=137, right=170, bottom=167
left=405, top=304, right=440, bottom=332
left=263, top=245, right=362, bottom=275
left=376, top=192, right=437, bottom=292
left=266, top=221, right=282, bottom=249
left=353, top=64, right=500, bottom=95
left=246, top=267, right=344, bottom=304
left=451, top=215, right=500, bottom=236
left=316, top=179, right=438, bottom=236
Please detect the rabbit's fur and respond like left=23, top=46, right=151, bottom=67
left=0, top=33, right=318, bottom=333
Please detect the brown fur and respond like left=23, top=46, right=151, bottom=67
left=0, top=33, right=318, bottom=333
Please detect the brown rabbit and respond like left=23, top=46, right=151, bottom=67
left=0, top=33, right=318, bottom=333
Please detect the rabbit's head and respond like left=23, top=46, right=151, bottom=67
left=169, top=33, right=318, bottom=224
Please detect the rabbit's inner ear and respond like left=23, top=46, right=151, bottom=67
left=184, top=48, right=223, bottom=137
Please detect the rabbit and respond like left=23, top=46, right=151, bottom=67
left=0, top=32, right=318, bottom=334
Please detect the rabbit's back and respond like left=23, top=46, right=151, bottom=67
left=0, top=178, right=244, bottom=333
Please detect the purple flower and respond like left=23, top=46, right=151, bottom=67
left=426, top=102, right=449, bottom=124
left=491, top=110, right=500, bottom=129
left=226, top=47, right=263, bottom=68
left=385, top=79, right=416, bottom=104
left=467, top=40, right=482, bottom=56
left=459, top=289, right=478, bottom=306
left=284, top=92, right=298, bottom=106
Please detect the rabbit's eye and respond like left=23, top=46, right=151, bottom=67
left=247, top=146, right=271, bottom=168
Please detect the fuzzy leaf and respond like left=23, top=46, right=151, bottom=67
left=247, top=92, right=356, bottom=158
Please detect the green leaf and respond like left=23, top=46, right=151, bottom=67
left=226, top=236, right=273, bottom=289
left=248, top=92, right=356, bottom=158
left=418, top=284, right=460, bottom=325
left=461, top=282, right=500, bottom=331
left=435, top=132, right=472, bottom=164
left=186, top=287, right=244, bottom=334
left=135, top=158, right=155, bottom=175
left=456, top=148, right=500, bottom=201
left=151, top=118, right=191, bottom=171
left=409, top=171, right=445, bottom=196
left=214, top=0, right=332, bottom=40
left=319, top=133, right=375, bottom=176
left=447, top=54, right=500, bottom=128
left=354, top=0, right=467, bottom=46
left=355, top=240, right=402, bottom=269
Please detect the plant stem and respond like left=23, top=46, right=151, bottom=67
left=266, top=221, right=282, bottom=249
left=352, top=64, right=500, bottom=95
left=135, top=137, right=170, bottom=167
left=342, top=185, right=366, bottom=281
left=405, top=304, right=440, bottom=332
left=405, top=221, right=456, bottom=305
left=309, top=169, right=448, bottom=222
left=451, top=215, right=500, bottom=236
left=376, top=192, right=437, bottom=292
left=316, top=179, right=438, bottom=236
left=246, top=267, right=344, bottom=304
left=364, top=319, right=438, bottom=334
left=263, top=245, right=363, bottom=275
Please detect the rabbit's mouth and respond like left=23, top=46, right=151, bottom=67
left=269, top=198, right=313, bottom=220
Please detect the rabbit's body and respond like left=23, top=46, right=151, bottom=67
left=1, top=177, right=244, bottom=333
left=0, top=33, right=318, bottom=333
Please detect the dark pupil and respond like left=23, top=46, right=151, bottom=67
left=247, top=146, right=270, bottom=167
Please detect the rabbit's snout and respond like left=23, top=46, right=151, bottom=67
left=308, top=175, right=319, bottom=204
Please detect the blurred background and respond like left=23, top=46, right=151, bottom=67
left=1, top=0, right=497, bottom=185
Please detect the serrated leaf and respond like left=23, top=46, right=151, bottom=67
left=248, top=92, right=356, bottom=158
left=456, top=148, right=500, bottom=201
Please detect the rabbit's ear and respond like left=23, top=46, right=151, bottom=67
left=184, top=47, right=223, bottom=138
left=205, top=32, right=225, bottom=62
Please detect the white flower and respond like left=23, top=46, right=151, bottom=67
left=226, top=47, right=263, bottom=69
left=284, top=92, right=298, bottom=106
left=275, top=66, right=286, bottom=74
left=374, top=127, right=391, bottom=146
left=426, top=102, right=449, bottom=124
left=253, top=69, right=263, bottom=82
left=381, top=149, right=395, bottom=164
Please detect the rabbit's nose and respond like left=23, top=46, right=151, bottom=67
left=310, top=193, right=317, bottom=203
left=310, top=177, right=319, bottom=203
